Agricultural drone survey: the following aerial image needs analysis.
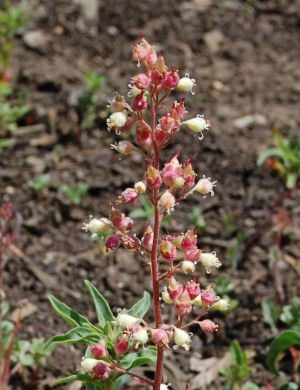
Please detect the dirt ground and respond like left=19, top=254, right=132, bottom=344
left=1, top=0, right=300, bottom=389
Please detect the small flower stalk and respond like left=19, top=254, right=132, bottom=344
left=47, top=36, right=227, bottom=390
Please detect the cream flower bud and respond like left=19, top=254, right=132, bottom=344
left=81, top=358, right=99, bottom=373
left=132, top=328, right=148, bottom=346
left=200, top=252, right=222, bottom=272
left=173, top=327, right=191, bottom=351
left=181, top=260, right=195, bottom=274
left=162, top=287, right=173, bottom=304
left=177, top=75, right=196, bottom=93
left=134, top=181, right=146, bottom=193
left=160, top=385, right=171, bottom=390
left=212, top=298, right=229, bottom=311
left=191, top=294, right=202, bottom=307
left=107, top=111, right=127, bottom=130
left=183, top=115, right=210, bottom=133
left=83, top=218, right=112, bottom=234
left=160, top=191, right=176, bottom=212
left=115, top=313, right=139, bottom=328
left=194, top=177, right=216, bottom=196
left=172, top=176, right=185, bottom=189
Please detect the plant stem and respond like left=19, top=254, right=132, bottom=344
left=149, top=93, right=164, bottom=389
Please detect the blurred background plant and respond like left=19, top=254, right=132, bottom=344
left=61, top=183, right=90, bottom=205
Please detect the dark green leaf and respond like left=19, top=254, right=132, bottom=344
left=120, top=346, right=157, bottom=370
left=43, top=327, right=99, bottom=352
left=48, top=295, right=89, bottom=327
left=267, top=328, right=300, bottom=374
left=257, top=148, right=285, bottom=166
left=84, top=280, right=114, bottom=328
left=126, top=291, right=150, bottom=319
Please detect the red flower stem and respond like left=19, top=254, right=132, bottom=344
left=149, top=93, right=164, bottom=390
left=113, top=367, right=153, bottom=386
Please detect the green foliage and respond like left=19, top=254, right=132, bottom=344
left=45, top=282, right=155, bottom=388
left=0, top=81, right=30, bottom=134
left=188, top=206, right=208, bottom=232
left=257, top=128, right=300, bottom=189
left=27, top=174, right=51, bottom=192
left=261, top=299, right=281, bottom=336
left=221, top=212, right=238, bottom=238
left=0, top=302, right=51, bottom=374
left=79, top=72, right=105, bottom=131
left=226, top=230, right=248, bottom=269
left=61, top=183, right=90, bottom=205
left=280, top=297, right=300, bottom=328
left=266, top=326, right=300, bottom=375
left=129, top=195, right=154, bottom=219
left=0, top=0, right=30, bottom=69
left=220, top=340, right=251, bottom=390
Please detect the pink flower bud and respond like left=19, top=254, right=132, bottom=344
left=171, top=99, right=186, bottom=121
left=121, top=235, right=140, bottom=250
left=159, top=114, right=178, bottom=135
left=185, top=279, right=200, bottom=300
left=201, top=288, right=219, bottom=305
left=143, top=223, right=154, bottom=252
left=168, top=277, right=183, bottom=301
left=105, top=233, right=120, bottom=252
left=182, top=159, right=196, bottom=188
left=119, top=116, right=137, bottom=132
left=162, top=155, right=182, bottom=187
left=131, top=73, right=150, bottom=89
left=110, top=207, right=133, bottom=232
left=184, top=248, right=201, bottom=263
left=146, top=165, right=162, bottom=190
left=136, top=123, right=152, bottom=150
left=114, top=333, right=129, bottom=357
left=90, top=343, right=107, bottom=358
left=151, top=68, right=164, bottom=85
left=160, top=191, right=176, bottom=211
left=111, top=140, right=136, bottom=155
left=146, top=47, right=157, bottom=68
left=121, top=188, right=138, bottom=204
left=92, top=361, right=111, bottom=380
left=160, top=238, right=177, bottom=262
left=132, top=92, right=147, bottom=111
left=132, top=35, right=157, bottom=68
left=152, top=328, right=169, bottom=347
left=175, top=290, right=192, bottom=317
left=110, top=94, right=126, bottom=111
left=181, top=230, right=197, bottom=252
left=163, top=67, right=179, bottom=89
left=198, top=319, right=219, bottom=334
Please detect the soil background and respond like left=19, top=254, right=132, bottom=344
left=1, top=0, right=300, bottom=389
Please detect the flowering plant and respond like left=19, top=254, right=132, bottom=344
left=45, top=36, right=228, bottom=390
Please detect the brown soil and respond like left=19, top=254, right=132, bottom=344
left=1, top=0, right=300, bottom=389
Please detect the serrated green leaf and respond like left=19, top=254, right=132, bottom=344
left=126, top=291, right=150, bottom=319
left=267, top=328, right=300, bottom=374
left=120, top=346, right=157, bottom=370
left=43, top=326, right=99, bottom=352
left=84, top=280, right=114, bottom=328
left=48, top=295, right=89, bottom=327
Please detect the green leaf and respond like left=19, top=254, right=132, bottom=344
left=267, top=328, right=300, bottom=374
left=261, top=299, right=280, bottom=335
left=120, top=346, right=157, bottom=370
left=44, top=326, right=99, bottom=352
left=84, top=280, right=114, bottom=328
left=0, top=138, right=14, bottom=148
left=48, top=295, right=90, bottom=327
left=230, top=340, right=248, bottom=367
left=126, top=291, right=150, bottom=319
left=257, top=148, right=285, bottom=166
left=280, top=298, right=300, bottom=327
left=278, top=384, right=299, bottom=390
left=242, top=382, right=261, bottom=390
left=56, top=373, right=89, bottom=385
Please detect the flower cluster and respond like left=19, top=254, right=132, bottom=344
left=80, top=36, right=227, bottom=389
